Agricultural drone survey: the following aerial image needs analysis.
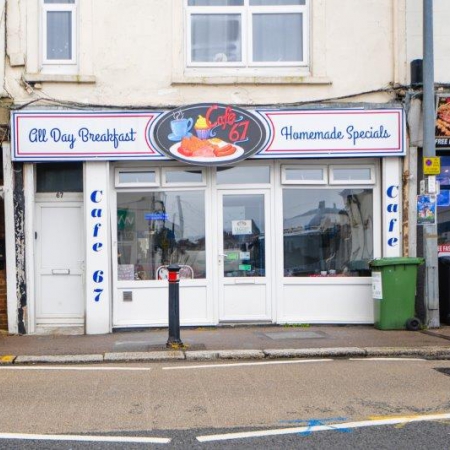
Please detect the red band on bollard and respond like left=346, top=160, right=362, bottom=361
left=168, top=271, right=179, bottom=282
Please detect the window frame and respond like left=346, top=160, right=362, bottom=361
left=114, top=168, right=160, bottom=188
left=329, top=165, right=376, bottom=185
left=41, top=0, right=77, bottom=66
left=115, top=187, right=208, bottom=282
left=281, top=165, right=327, bottom=185
left=281, top=184, right=376, bottom=278
left=185, top=0, right=309, bottom=70
left=162, top=167, right=207, bottom=187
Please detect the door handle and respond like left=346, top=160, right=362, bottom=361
left=218, top=253, right=228, bottom=258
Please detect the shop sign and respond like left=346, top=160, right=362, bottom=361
left=11, top=106, right=405, bottom=162
left=152, top=103, right=268, bottom=166
left=438, top=244, right=450, bottom=254
left=385, top=184, right=400, bottom=249
left=85, top=164, right=111, bottom=334
left=436, top=95, right=450, bottom=149
left=11, top=110, right=164, bottom=161
left=255, top=108, right=405, bottom=158
left=89, top=190, right=107, bottom=302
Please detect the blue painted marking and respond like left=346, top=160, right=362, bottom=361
left=280, top=417, right=352, bottom=436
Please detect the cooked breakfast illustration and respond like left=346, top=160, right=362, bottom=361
left=178, top=135, right=237, bottom=158
left=163, top=105, right=255, bottom=163
left=436, top=99, right=450, bottom=137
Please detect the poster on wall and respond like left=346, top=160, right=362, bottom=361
left=436, top=95, right=450, bottom=149
left=417, top=195, right=436, bottom=225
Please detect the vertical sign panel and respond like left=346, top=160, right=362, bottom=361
left=382, top=158, right=402, bottom=257
left=85, top=162, right=111, bottom=334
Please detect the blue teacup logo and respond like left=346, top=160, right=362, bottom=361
left=169, top=118, right=193, bottom=141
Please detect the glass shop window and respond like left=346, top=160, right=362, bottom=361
left=283, top=188, right=374, bottom=277
left=117, top=190, right=206, bottom=281
left=36, top=162, right=83, bottom=192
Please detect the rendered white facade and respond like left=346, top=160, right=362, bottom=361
left=1, top=1, right=415, bottom=334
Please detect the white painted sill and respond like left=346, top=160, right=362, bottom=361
left=172, top=74, right=332, bottom=86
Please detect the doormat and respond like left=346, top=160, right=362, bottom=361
left=262, top=331, right=328, bottom=340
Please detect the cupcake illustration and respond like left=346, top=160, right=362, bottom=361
left=194, top=115, right=211, bottom=139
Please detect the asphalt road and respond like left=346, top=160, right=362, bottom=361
left=1, top=358, right=450, bottom=448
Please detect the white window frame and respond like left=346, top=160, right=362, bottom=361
left=329, top=165, right=376, bottom=185
left=114, top=168, right=160, bottom=188
left=41, top=0, right=77, bottom=66
left=185, top=0, right=309, bottom=70
left=281, top=165, right=327, bottom=185
left=162, top=167, right=206, bottom=187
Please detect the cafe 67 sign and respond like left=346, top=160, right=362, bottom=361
left=11, top=105, right=405, bottom=163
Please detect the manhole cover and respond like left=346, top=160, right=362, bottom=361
left=263, top=331, right=327, bottom=340
left=435, top=368, right=450, bottom=377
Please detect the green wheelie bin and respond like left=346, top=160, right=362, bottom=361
left=369, top=257, right=424, bottom=330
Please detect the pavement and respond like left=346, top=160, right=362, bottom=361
left=1, top=324, right=450, bottom=365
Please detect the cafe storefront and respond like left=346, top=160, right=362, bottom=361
left=7, top=104, right=405, bottom=334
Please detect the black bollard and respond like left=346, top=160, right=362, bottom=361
left=166, top=264, right=183, bottom=348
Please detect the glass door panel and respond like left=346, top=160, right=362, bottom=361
left=222, top=194, right=265, bottom=277
left=218, top=190, right=271, bottom=322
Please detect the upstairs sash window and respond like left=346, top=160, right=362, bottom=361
left=186, top=0, right=309, bottom=68
left=42, top=0, right=77, bottom=64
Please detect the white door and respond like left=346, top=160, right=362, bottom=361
left=35, top=200, right=84, bottom=327
left=218, top=190, right=272, bottom=322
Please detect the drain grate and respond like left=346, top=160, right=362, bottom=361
left=434, top=368, right=450, bottom=377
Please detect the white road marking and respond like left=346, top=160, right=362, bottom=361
left=163, top=359, right=333, bottom=370
left=0, top=433, right=169, bottom=444
left=349, top=358, right=426, bottom=361
left=197, top=412, right=450, bottom=442
left=0, top=366, right=151, bottom=371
